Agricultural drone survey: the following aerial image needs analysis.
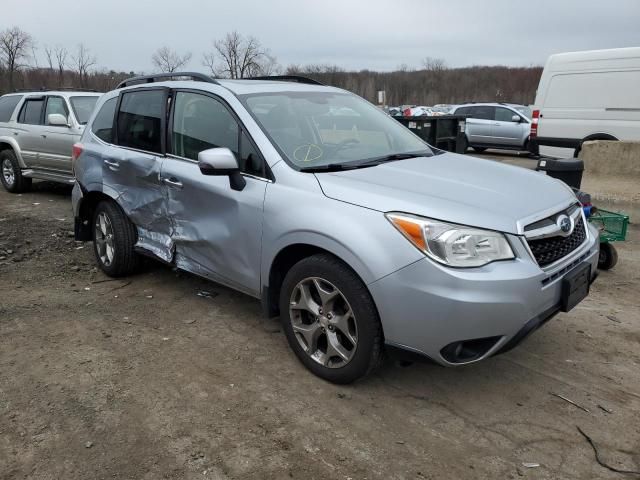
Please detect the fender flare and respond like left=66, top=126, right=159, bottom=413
left=0, top=136, right=26, bottom=168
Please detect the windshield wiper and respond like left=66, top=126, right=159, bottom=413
left=298, top=150, right=432, bottom=173
left=356, top=151, right=431, bottom=167
left=299, top=163, right=366, bottom=173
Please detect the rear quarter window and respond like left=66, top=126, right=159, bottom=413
left=91, top=97, right=117, bottom=143
left=0, top=95, right=23, bottom=122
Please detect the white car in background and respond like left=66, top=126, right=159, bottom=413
left=530, top=46, right=640, bottom=158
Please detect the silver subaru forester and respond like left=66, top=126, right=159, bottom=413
left=72, top=73, right=599, bottom=383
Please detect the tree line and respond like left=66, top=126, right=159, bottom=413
left=0, top=26, right=542, bottom=105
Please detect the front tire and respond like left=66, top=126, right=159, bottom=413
left=0, top=150, right=32, bottom=193
left=279, top=254, right=383, bottom=384
left=93, top=201, right=140, bottom=277
left=598, top=243, right=618, bottom=270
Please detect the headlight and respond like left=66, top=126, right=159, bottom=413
left=386, top=213, right=514, bottom=267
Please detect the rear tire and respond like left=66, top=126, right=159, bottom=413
left=0, top=150, right=32, bottom=193
left=92, top=200, right=140, bottom=277
left=598, top=243, right=618, bottom=271
left=279, top=254, right=383, bottom=384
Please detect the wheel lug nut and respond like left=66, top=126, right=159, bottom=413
left=318, top=308, right=323, bottom=315
left=326, top=313, right=333, bottom=320
left=328, top=325, right=334, bottom=331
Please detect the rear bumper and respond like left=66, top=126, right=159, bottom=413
left=371, top=229, right=599, bottom=366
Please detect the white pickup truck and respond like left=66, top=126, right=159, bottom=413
left=0, top=90, right=102, bottom=192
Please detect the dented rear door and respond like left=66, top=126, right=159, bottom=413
left=106, top=87, right=174, bottom=261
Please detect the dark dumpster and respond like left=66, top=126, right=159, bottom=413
left=394, top=115, right=467, bottom=154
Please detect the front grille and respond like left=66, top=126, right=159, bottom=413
left=527, top=217, right=586, bottom=267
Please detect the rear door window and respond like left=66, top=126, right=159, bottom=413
left=0, top=95, right=22, bottom=122
left=18, top=98, right=45, bottom=125
left=91, top=97, right=117, bottom=143
left=116, top=89, right=167, bottom=154
left=472, top=106, right=495, bottom=120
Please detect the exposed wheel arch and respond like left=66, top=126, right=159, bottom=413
left=75, top=190, right=119, bottom=241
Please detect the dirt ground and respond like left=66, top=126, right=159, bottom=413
left=1, top=172, right=639, bottom=479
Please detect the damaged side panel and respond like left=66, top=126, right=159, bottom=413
left=161, top=155, right=267, bottom=296
left=102, top=146, right=174, bottom=262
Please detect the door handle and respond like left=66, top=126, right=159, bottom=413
left=162, top=177, right=183, bottom=189
left=103, top=159, right=119, bottom=168
left=493, top=123, right=501, bottom=126
left=41, top=134, right=47, bottom=138
left=13, top=132, right=18, bottom=136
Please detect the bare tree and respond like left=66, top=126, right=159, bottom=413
left=202, top=31, right=279, bottom=78
left=72, top=43, right=96, bottom=87
left=44, top=45, right=55, bottom=71
left=422, top=57, right=447, bottom=72
left=151, top=46, right=192, bottom=73
left=0, top=26, right=33, bottom=90
left=54, top=46, right=68, bottom=86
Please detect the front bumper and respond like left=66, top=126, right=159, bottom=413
left=369, top=226, right=599, bottom=366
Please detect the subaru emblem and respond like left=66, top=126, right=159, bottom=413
left=557, top=215, right=572, bottom=235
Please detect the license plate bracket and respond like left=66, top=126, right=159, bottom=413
left=561, top=262, right=591, bottom=312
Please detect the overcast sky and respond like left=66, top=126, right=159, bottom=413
left=4, top=0, right=640, bottom=73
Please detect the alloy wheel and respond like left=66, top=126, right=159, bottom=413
left=95, top=212, right=115, bottom=267
left=289, top=277, right=358, bottom=368
left=2, top=159, right=15, bottom=187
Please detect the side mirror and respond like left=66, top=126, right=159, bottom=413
left=511, top=114, right=521, bottom=123
left=198, top=147, right=246, bottom=191
left=48, top=113, right=70, bottom=127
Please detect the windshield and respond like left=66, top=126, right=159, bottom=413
left=241, top=91, right=432, bottom=169
left=70, top=96, right=99, bottom=125
left=513, top=105, right=532, bottom=119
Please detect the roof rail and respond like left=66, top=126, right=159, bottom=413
left=116, top=72, right=219, bottom=89
left=246, top=75, right=324, bottom=85
left=11, top=87, right=99, bottom=93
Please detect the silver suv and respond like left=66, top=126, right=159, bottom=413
left=72, top=73, right=598, bottom=383
left=0, top=90, right=102, bottom=192
left=453, top=103, right=531, bottom=153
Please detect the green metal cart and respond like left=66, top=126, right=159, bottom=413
left=588, top=208, right=630, bottom=270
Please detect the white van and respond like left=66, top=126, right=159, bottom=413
left=530, top=47, right=640, bottom=158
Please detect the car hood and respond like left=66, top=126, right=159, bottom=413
left=315, top=153, right=576, bottom=234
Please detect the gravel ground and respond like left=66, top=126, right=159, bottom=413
left=0, top=173, right=639, bottom=479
